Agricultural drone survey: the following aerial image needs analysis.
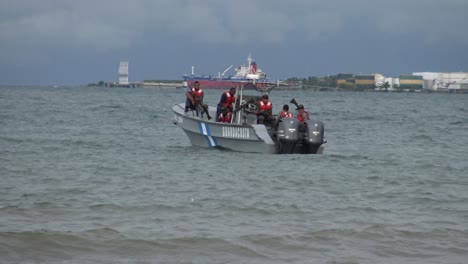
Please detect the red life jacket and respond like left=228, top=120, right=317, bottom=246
left=297, top=111, right=310, bottom=123
left=280, top=111, right=293, bottom=118
left=190, top=88, right=203, bottom=98
left=222, top=91, right=235, bottom=108
left=259, top=101, right=272, bottom=111
left=219, top=112, right=232, bottom=123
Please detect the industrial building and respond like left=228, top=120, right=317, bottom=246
left=335, top=71, right=468, bottom=92
left=399, top=75, right=423, bottom=90
left=413, top=72, right=468, bottom=92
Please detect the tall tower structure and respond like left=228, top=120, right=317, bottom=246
left=118, top=61, right=129, bottom=85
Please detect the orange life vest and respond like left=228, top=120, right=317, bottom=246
left=218, top=112, right=232, bottom=123
left=280, top=111, right=293, bottom=118
left=190, top=88, right=203, bottom=98
left=297, top=111, right=310, bottom=123
left=222, top=91, right=235, bottom=108
left=259, top=101, right=272, bottom=111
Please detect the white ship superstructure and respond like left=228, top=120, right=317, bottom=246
left=233, top=54, right=267, bottom=80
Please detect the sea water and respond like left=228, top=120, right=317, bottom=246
left=1, top=86, right=467, bottom=264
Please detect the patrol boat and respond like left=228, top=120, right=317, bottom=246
left=171, top=83, right=326, bottom=154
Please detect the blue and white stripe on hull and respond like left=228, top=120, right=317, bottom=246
left=198, top=122, right=218, bottom=147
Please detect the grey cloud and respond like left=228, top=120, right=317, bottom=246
left=2, top=0, right=467, bottom=48
left=1, top=0, right=467, bottom=84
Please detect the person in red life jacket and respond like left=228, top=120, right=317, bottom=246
left=216, top=87, right=236, bottom=120
left=279, top=104, right=293, bottom=118
left=295, top=104, right=310, bottom=123
left=217, top=107, right=232, bottom=123
left=185, top=81, right=204, bottom=113
left=273, top=104, right=293, bottom=129
left=295, top=104, right=310, bottom=131
left=257, top=94, right=273, bottom=125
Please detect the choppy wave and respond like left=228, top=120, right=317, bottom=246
left=0, top=229, right=272, bottom=263
left=2, top=227, right=467, bottom=263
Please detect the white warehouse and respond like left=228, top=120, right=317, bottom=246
left=413, top=72, right=468, bottom=91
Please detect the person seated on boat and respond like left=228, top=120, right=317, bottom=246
left=257, top=94, right=273, bottom=125
left=279, top=104, right=293, bottom=118
left=295, top=104, right=310, bottom=131
left=185, top=81, right=204, bottom=113
left=273, top=104, right=293, bottom=129
left=216, top=87, right=236, bottom=120
left=295, top=104, right=310, bottom=123
left=217, top=107, right=232, bottom=123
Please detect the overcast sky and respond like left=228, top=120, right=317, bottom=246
left=1, top=0, right=467, bottom=85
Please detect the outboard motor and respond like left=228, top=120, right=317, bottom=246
left=302, top=120, right=325, bottom=154
left=276, top=117, right=300, bottom=154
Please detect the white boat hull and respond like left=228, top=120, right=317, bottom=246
left=172, top=103, right=277, bottom=153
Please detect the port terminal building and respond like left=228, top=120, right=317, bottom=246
left=336, top=72, right=468, bottom=92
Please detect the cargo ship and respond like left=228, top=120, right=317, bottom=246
left=182, top=55, right=283, bottom=89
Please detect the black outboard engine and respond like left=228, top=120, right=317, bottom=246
left=277, top=118, right=325, bottom=154
left=302, top=120, right=325, bottom=154
left=276, top=117, right=300, bottom=154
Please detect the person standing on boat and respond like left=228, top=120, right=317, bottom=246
left=185, top=81, right=204, bottom=113
left=216, top=87, right=236, bottom=121
left=257, top=94, right=273, bottom=125
left=217, top=107, right=232, bottom=123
